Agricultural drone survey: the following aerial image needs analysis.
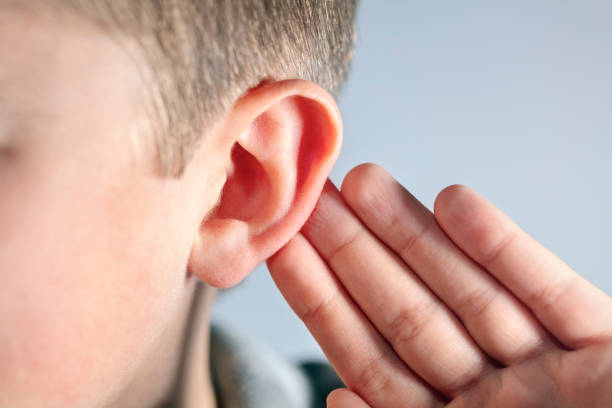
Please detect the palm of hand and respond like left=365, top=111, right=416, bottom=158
left=448, top=340, right=612, bottom=408
left=268, top=164, right=612, bottom=408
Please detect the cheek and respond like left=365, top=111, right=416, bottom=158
left=0, top=163, right=192, bottom=407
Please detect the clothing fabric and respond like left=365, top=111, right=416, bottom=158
left=210, top=324, right=344, bottom=408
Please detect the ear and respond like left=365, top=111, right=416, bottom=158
left=188, top=80, right=342, bottom=288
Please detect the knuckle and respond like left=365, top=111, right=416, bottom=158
left=503, top=336, right=548, bottom=365
left=454, top=287, right=497, bottom=322
left=386, top=301, right=434, bottom=351
left=299, top=290, right=338, bottom=325
left=398, top=218, right=435, bottom=259
left=351, top=355, right=392, bottom=396
left=328, top=229, right=367, bottom=265
left=480, top=228, right=518, bottom=269
left=443, top=359, right=489, bottom=397
left=528, top=279, right=571, bottom=316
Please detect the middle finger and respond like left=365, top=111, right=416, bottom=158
left=340, top=164, right=554, bottom=365
left=302, top=181, right=492, bottom=396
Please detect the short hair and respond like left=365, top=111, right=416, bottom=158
left=60, top=0, right=358, bottom=176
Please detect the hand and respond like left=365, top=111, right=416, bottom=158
left=267, top=164, right=612, bottom=408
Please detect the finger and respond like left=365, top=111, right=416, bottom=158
left=327, top=389, right=371, bottom=408
left=434, top=184, right=612, bottom=348
left=268, top=233, right=444, bottom=408
left=301, top=181, right=491, bottom=397
left=341, top=164, right=553, bottom=365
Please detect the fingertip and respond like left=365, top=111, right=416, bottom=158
left=434, top=184, right=485, bottom=234
left=433, top=184, right=473, bottom=216
left=341, top=163, right=386, bottom=196
left=326, top=388, right=344, bottom=406
left=327, top=388, right=370, bottom=408
left=340, top=163, right=396, bottom=217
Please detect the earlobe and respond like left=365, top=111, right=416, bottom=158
left=188, top=80, right=342, bottom=288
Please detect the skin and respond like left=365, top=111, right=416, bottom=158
left=268, top=164, right=612, bottom=408
left=3, top=2, right=611, bottom=408
left=0, top=3, right=341, bottom=408
left=0, top=4, right=217, bottom=407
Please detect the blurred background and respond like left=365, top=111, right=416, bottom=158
left=213, top=1, right=612, bottom=362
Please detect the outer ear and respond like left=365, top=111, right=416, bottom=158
left=188, top=80, right=342, bottom=288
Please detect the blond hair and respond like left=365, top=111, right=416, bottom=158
left=61, top=0, right=357, bottom=176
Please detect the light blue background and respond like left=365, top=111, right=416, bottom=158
left=213, top=1, right=612, bottom=361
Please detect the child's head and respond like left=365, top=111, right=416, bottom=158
left=0, top=1, right=356, bottom=407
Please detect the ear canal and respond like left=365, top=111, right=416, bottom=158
left=213, top=143, right=270, bottom=223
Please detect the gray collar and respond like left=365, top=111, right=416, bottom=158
left=210, top=323, right=313, bottom=408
